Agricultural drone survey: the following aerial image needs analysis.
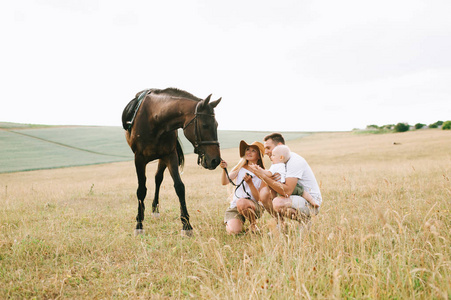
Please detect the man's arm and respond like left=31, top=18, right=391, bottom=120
left=249, top=165, right=297, bottom=197
left=269, top=177, right=297, bottom=197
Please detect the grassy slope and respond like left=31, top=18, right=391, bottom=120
left=0, top=124, right=308, bottom=173
left=0, top=129, right=450, bottom=298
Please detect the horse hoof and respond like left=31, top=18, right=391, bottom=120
left=181, top=230, right=193, bottom=237
left=152, top=213, right=160, bottom=218
left=134, top=229, right=145, bottom=236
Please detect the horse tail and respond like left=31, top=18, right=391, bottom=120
left=176, top=137, right=185, bottom=169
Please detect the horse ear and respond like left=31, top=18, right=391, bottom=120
left=210, top=97, right=221, bottom=108
left=204, top=94, right=212, bottom=105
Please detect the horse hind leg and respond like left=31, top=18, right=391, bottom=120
left=134, top=155, right=147, bottom=236
left=152, top=160, right=166, bottom=218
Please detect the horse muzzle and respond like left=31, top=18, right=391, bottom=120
left=198, top=153, right=221, bottom=170
left=195, top=142, right=221, bottom=170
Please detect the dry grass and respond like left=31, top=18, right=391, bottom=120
left=1, top=130, right=450, bottom=299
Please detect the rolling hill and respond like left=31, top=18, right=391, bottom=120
left=0, top=122, right=309, bottom=173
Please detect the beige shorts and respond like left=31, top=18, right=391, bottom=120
left=224, top=198, right=264, bottom=223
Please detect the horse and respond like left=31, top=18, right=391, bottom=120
left=122, top=88, right=222, bottom=236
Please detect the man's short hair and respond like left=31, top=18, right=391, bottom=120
left=263, top=133, right=285, bottom=145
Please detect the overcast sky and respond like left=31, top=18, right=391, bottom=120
left=1, top=0, right=450, bottom=131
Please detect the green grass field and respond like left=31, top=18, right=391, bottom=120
left=0, top=122, right=308, bottom=173
left=0, top=127, right=449, bottom=299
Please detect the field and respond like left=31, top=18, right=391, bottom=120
left=0, top=129, right=450, bottom=299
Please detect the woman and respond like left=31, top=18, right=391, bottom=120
left=220, top=140, right=266, bottom=234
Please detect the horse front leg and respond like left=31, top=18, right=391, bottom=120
left=152, top=160, right=166, bottom=217
left=134, top=155, right=147, bottom=235
left=166, top=154, right=193, bottom=236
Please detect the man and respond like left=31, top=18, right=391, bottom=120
left=249, top=133, right=322, bottom=224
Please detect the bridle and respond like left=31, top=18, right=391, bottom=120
left=183, top=102, right=220, bottom=159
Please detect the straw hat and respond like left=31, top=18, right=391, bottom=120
left=239, top=140, right=265, bottom=167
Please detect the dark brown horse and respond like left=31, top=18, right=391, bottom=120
left=122, top=88, right=221, bottom=236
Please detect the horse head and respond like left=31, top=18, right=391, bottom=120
left=183, top=94, right=222, bottom=170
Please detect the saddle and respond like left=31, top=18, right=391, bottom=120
left=122, top=89, right=151, bottom=132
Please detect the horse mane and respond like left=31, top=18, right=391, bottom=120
left=152, top=88, right=201, bottom=101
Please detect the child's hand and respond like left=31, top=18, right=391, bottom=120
left=271, top=172, right=281, bottom=181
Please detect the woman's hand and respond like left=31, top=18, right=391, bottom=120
left=243, top=173, right=253, bottom=183
left=220, top=160, right=228, bottom=169
left=220, top=160, right=231, bottom=185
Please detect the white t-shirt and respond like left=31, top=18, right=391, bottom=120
left=230, top=168, right=262, bottom=208
left=268, top=163, right=286, bottom=183
left=286, top=152, right=322, bottom=206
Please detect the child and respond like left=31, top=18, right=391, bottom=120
left=262, top=145, right=315, bottom=206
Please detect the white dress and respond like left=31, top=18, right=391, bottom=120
left=229, top=168, right=262, bottom=208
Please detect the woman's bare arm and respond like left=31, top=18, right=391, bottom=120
left=220, top=160, right=238, bottom=185
left=244, top=174, right=260, bottom=202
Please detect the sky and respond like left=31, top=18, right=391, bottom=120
left=1, top=0, right=450, bottom=132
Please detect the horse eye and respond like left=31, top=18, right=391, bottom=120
left=202, top=124, right=210, bottom=129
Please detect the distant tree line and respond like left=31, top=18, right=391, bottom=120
left=363, top=120, right=451, bottom=133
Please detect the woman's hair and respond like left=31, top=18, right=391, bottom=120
left=231, top=147, right=265, bottom=172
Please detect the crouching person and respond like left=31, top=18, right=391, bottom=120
left=220, top=141, right=267, bottom=234
left=249, top=133, right=322, bottom=227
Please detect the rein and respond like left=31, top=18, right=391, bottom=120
left=223, top=167, right=252, bottom=199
